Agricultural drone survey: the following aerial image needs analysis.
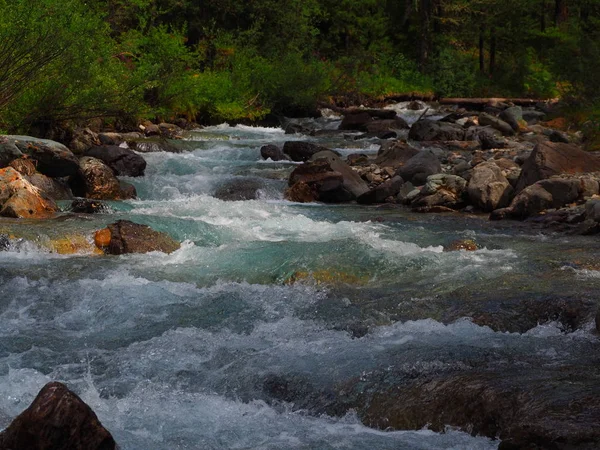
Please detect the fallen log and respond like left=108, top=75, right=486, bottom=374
left=439, top=97, right=558, bottom=108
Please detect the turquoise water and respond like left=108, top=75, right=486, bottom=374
left=0, top=114, right=599, bottom=449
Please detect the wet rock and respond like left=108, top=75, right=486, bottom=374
left=8, top=135, right=80, bottom=177
left=8, top=157, right=36, bottom=176
left=357, top=176, right=404, bottom=204
left=71, top=198, right=109, bottom=214
left=374, top=141, right=419, bottom=168
left=140, top=121, right=161, bottom=136
left=468, top=161, right=513, bottom=212
left=119, top=181, right=137, bottom=200
left=310, top=151, right=369, bottom=198
left=158, top=122, right=182, bottom=139
left=364, top=118, right=409, bottom=134
left=596, top=309, right=600, bottom=333
left=444, top=239, right=478, bottom=251
left=499, top=106, right=523, bottom=132
left=98, top=132, right=144, bottom=146
left=0, top=382, right=116, bottom=450
left=515, top=141, right=600, bottom=193
left=96, top=220, right=180, bottom=255
left=0, top=136, right=24, bottom=168
left=407, top=100, right=426, bottom=110
left=411, top=174, right=467, bottom=209
left=128, top=138, right=181, bottom=154
left=260, top=144, right=287, bottom=161
left=339, top=112, right=372, bottom=131
left=345, top=367, right=600, bottom=449
left=69, top=128, right=99, bottom=154
left=285, top=181, right=319, bottom=203
left=26, top=173, right=73, bottom=201
left=214, top=178, right=263, bottom=201
left=478, top=112, right=516, bottom=136
left=0, top=167, right=58, bottom=218
left=282, top=141, right=332, bottom=162
left=493, top=178, right=581, bottom=220
left=286, top=151, right=368, bottom=203
left=71, top=157, right=122, bottom=200
left=465, top=126, right=505, bottom=150
left=397, top=150, right=442, bottom=186
left=85, top=145, right=146, bottom=177
left=408, top=120, right=465, bottom=142
left=0, top=234, right=9, bottom=250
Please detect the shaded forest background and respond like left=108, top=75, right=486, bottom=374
left=0, top=0, right=599, bottom=133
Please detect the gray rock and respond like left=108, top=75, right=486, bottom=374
left=408, top=120, right=465, bottom=141
left=397, top=150, right=442, bottom=186
left=0, top=136, right=23, bottom=168
left=499, top=106, right=523, bottom=131
left=421, top=174, right=467, bottom=197
left=464, top=126, right=505, bottom=150
left=522, top=109, right=546, bottom=124
left=548, top=129, right=570, bottom=143
left=467, top=161, right=514, bottom=212
left=478, top=113, right=515, bottom=136
left=26, top=173, right=73, bottom=201
left=7, top=135, right=80, bottom=177
left=515, top=141, right=600, bottom=193
left=84, top=145, right=146, bottom=177
left=310, top=151, right=369, bottom=198
left=585, top=199, right=600, bottom=222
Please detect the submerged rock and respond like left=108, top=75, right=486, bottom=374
left=96, top=220, right=180, bottom=255
left=0, top=382, right=117, bottom=450
left=214, top=178, right=263, bottom=201
left=260, top=144, right=287, bottom=161
left=71, top=198, right=109, bottom=214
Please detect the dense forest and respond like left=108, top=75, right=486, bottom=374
left=0, top=0, right=599, bottom=134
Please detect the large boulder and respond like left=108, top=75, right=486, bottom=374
left=464, top=126, right=505, bottom=150
left=6, top=135, right=80, bottom=177
left=286, top=151, right=369, bottom=203
left=70, top=157, right=123, bottom=200
left=467, top=161, right=514, bottom=212
left=0, top=136, right=24, bottom=168
left=0, top=382, right=116, bottom=450
left=310, top=151, right=369, bottom=198
left=357, top=176, right=404, bottom=204
left=69, top=128, right=99, bottom=154
left=282, top=141, right=332, bottom=162
left=397, top=150, right=442, bottom=185
left=339, top=109, right=398, bottom=131
left=0, top=167, right=58, bottom=218
left=364, top=118, right=409, bottom=135
left=492, top=178, right=581, bottom=220
left=411, top=174, right=468, bottom=209
left=96, top=220, right=180, bottom=255
left=339, top=112, right=372, bottom=131
left=408, top=120, right=465, bottom=142
left=478, top=112, right=516, bottom=136
left=515, top=141, right=600, bottom=193
left=85, top=145, right=146, bottom=177
left=374, top=141, right=419, bottom=168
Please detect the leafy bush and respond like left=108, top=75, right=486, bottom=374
left=428, top=48, right=478, bottom=97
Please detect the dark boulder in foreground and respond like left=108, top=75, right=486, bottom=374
left=85, top=145, right=146, bottom=177
left=71, top=198, right=109, bottom=214
left=0, top=382, right=116, bottom=450
left=95, top=220, right=180, bottom=255
left=260, top=144, right=287, bottom=161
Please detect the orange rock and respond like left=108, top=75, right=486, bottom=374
left=94, top=228, right=111, bottom=249
left=49, top=235, right=102, bottom=255
left=9, top=158, right=36, bottom=176
left=444, top=239, right=479, bottom=252
left=0, top=167, right=58, bottom=218
left=543, top=117, right=568, bottom=131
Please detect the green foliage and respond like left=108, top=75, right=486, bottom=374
left=428, top=48, right=478, bottom=97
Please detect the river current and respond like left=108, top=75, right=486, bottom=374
left=0, top=106, right=599, bottom=449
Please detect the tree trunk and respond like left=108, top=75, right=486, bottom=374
left=541, top=0, right=547, bottom=32
left=555, top=0, right=568, bottom=25
left=489, top=28, right=496, bottom=76
left=419, top=0, right=431, bottom=72
left=479, top=26, right=485, bottom=73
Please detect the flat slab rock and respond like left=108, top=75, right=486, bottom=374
left=0, top=382, right=116, bottom=450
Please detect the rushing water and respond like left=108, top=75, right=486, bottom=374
left=0, top=106, right=599, bottom=449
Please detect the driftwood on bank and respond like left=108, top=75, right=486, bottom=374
left=439, top=97, right=558, bottom=108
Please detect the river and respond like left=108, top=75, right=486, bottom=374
left=0, top=105, right=599, bottom=449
